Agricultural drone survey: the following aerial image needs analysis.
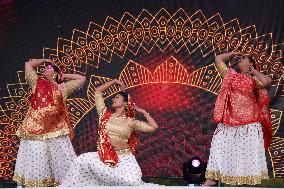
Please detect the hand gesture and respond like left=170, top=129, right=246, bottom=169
left=134, top=105, right=147, bottom=114
left=115, top=79, right=126, bottom=91
left=249, top=65, right=256, bottom=73
left=44, top=59, right=54, bottom=63
left=231, top=51, right=243, bottom=57
left=60, top=74, right=66, bottom=81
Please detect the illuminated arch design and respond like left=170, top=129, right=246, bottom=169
left=0, top=8, right=283, bottom=179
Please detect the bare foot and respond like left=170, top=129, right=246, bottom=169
left=203, top=179, right=217, bottom=186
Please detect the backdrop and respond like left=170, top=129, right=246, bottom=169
left=0, top=0, right=283, bottom=180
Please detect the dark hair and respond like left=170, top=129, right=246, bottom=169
left=115, top=91, right=129, bottom=102
left=247, top=56, right=258, bottom=69
left=46, top=62, right=61, bottom=83
left=232, top=55, right=258, bottom=72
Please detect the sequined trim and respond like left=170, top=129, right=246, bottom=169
left=16, top=128, right=70, bottom=140
left=115, top=148, right=132, bottom=155
left=13, top=173, right=60, bottom=187
left=205, top=170, right=269, bottom=185
left=216, top=64, right=228, bottom=77
left=105, top=160, right=117, bottom=167
left=94, top=92, right=106, bottom=116
left=25, top=69, right=38, bottom=92
left=214, top=68, right=263, bottom=126
left=63, top=80, right=80, bottom=98
left=129, top=119, right=156, bottom=132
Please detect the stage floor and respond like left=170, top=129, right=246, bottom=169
left=1, top=178, right=284, bottom=188
left=14, top=187, right=284, bottom=189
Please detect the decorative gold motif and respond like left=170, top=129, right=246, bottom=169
left=95, top=92, right=154, bottom=142
left=16, top=128, right=70, bottom=141
left=214, top=69, right=264, bottom=125
left=25, top=69, right=38, bottom=92
left=115, top=148, right=132, bottom=156
left=216, top=61, right=229, bottom=78
left=13, top=173, right=60, bottom=187
left=0, top=9, right=283, bottom=180
left=16, top=84, right=72, bottom=140
left=63, top=80, right=81, bottom=98
left=205, top=170, right=269, bottom=186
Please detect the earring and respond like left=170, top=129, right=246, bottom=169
left=124, top=104, right=128, bottom=111
left=53, top=74, right=57, bottom=81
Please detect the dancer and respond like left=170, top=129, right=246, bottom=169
left=204, top=52, right=272, bottom=186
left=13, top=59, right=86, bottom=187
left=61, top=79, right=158, bottom=186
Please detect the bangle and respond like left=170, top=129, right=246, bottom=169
left=144, top=112, right=150, bottom=116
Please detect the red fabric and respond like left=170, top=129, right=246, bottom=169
left=31, top=79, right=55, bottom=110
left=214, top=69, right=272, bottom=150
left=97, top=95, right=139, bottom=166
left=126, top=96, right=139, bottom=155
left=214, top=69, right=262, bottom=125
left=255, top=89, right=272, bottom=150
left=28, top=79, right=74, bottom=140
left=98, top=109, right=119, bottom=166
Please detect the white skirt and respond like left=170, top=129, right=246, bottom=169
left=205, top=122, right=269, bottom=185
left=13, top=135, right=76, bottom=187
left=61, top=150, right=149, bottom=186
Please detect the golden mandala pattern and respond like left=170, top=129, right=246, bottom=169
left=0, top=9, right=283, bottom=180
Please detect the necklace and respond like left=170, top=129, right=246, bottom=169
left=113, top=113, right=127, bottom=119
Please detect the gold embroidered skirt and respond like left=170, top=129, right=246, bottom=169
left=205, top=122, right=269, bottom=185
left=13, top=135, right=76, bottom=187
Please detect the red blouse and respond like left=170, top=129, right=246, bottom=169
left=213, top=68, right=272, bottom=150
left=214, top=69, right=262, bottom=125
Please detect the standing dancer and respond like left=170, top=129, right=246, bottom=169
left=61, top=79, right=158, bottom=186
left=13, top=59, right=86, bottom=187
left=204, top=52, right=272, bottom=186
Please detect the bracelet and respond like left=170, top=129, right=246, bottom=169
left=144, top=112, right=150, bottom=116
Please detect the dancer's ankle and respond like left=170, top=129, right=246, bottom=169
left=203, top=179, right=217, bottom=186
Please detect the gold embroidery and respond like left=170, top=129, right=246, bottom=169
left=95, top=92, right=153, bottom=141
left=130, top=119, right=155, bottom=132
left=106, top=117, right=133, bottom=141
left=17, top=128, right=70, bottom=140
left=18, top=86, right=72, bottom=140
left=216, top=60, right=229, bottom=77
left=205, top=170, right=269, bottom=185
left=108, top=133, right=129, bottom=142
left=13, top=173, right=60, bottom=187
left=94, top=92, right=106, bottom=116
left=214, top=69, right=262, bottom=125
left=63, top=80, right=80, bottom=98
left=115, top=148, right=132, bottom=155
left=105, top=117, right=153, bottom=141
left=25, top=69, right=38, bottom=92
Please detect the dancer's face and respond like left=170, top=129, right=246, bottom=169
left=43, top=65, right=56, bottom=79
left=237, top=56, right=251, bottom=72
left=111, top=94, right=127, bottom=109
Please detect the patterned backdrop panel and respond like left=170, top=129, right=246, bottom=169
left=0, top=5, right=283, bottom=180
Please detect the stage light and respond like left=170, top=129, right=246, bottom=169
left=183, top=156, right=206, bottom=185
left=191, top=159, right=201, bottom=168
